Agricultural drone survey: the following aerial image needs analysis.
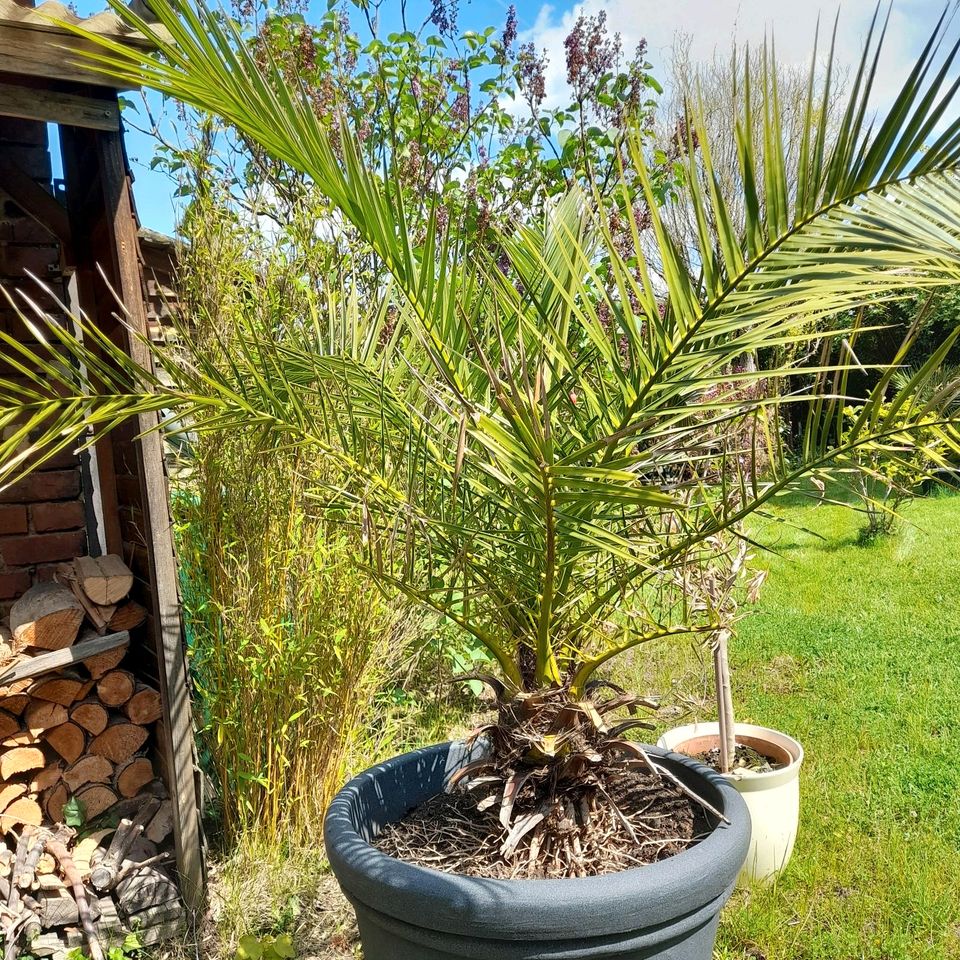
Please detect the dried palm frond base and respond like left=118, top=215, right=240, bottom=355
left=374, top=766, right=708, bottom=880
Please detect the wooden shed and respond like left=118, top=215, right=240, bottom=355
left=0, top=0, right=202, bottom=934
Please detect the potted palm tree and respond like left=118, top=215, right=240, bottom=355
left=5, top=3, right=960, bottom=957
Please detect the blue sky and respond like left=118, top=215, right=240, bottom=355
left=66, top=0, right=952, bottom=236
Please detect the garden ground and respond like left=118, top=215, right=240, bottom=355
left=647, top=490, right=960, bottom=960
left=156, top=491, right=960, bottom=960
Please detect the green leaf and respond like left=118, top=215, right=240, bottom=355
left=63, top=795, right=85, bottom=828
left=237, top=935, right=264, bottom=960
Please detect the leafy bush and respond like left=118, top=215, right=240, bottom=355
left=842, top=402, right=948, bottom=538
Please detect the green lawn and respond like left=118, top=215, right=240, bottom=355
left=631, top=492, right=960, bottom=960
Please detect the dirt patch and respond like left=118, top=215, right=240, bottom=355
left=374, top=767, right=710, bottom=879
left=695, top=743, right=784, bottom=774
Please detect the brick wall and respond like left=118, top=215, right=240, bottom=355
left=0, top=116, right=88, bottom=616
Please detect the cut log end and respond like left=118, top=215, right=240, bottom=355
left=95, top=670, right=135, bottom=708
left=44, top=722, right=87, bottom=765
left=87, top=723, right=148, bottom=765
left=10, top=583, right=84, bottom=652
left=74, top=555, right=134, bottom=607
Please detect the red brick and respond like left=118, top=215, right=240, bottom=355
left=0, top=505, right=27, bottom=535
left=0, top=471, right=79, bottom=503
left=31, top=500, right=84, bottom=532
left=0, top=530, right=85, bottom=566
left=0, top=570, right=31, bottom=600
left=36, top=446, right=81, bottom=471
left=35, top=563, right=62, bottom=582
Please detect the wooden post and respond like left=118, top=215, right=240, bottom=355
left=57, top=118, right=204, bottom=908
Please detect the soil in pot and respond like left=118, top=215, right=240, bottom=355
left=694, top=742, right=787, bottom=775
left=374, top=765, right=713, bottom=880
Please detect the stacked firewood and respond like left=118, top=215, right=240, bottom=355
left=0, top=556, right=184, bottom=959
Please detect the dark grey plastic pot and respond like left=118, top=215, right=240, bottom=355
left=324, top=742, right=750, bottom=960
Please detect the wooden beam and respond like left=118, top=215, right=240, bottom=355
left=92, top=125, right=204, bottom=910
left=0, top=155, right=71, bottom=246
left=0, top=632, right=129, bottom=685
left=0, top=80, right=120, bottom=131
left=0, top=26, right=141, bottom=89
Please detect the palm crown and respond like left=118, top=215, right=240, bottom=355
left=3, top=1, right=960, bottom=702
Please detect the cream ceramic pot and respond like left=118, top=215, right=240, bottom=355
left=658, top=722, right=803, bottom=883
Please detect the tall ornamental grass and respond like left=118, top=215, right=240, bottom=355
left=171, top=187, right=414, bottom=846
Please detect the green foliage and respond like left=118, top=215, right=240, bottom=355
left=164, top=167, right=425, bottom=846
left=63, top=794, right=85, bottom=828
left=65, top=933, right=142, bottom=960
left=4, top=3, right=960, bottom=709
left=235, top=932, right=295, bottom=960
left=842, top=401, right=948, bottom=538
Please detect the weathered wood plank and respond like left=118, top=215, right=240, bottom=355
left=0, top=631, right=129, bottom=686
left=94, top=127, right=203, bottom=908
left=0, top=79, right=119, bottom=131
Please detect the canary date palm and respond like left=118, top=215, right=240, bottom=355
left=4, top=2, right=960, bottom=869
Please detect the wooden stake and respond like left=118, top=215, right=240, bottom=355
left=45, top=832, right=105, bottom=960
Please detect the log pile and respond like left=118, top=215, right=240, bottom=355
left=0, top=557, right=184, bottom=959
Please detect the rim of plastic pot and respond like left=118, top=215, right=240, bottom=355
left=658, top=722, right=804, bottom=793
left=323, top=741, right=751, bottom=941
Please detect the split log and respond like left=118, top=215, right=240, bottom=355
left=37, top=888, right=82, bottom=928
left=87, top=722, right=148, bottom=764
left=24, top=700, right=68, bottom=733
left=0, top=709, right=19, bottom=740
left=44, top=783, right=68, bottom=824
left=123, top=898, right=183, bottom=931
left=64, top=756, right=114, bottom=793
left=114, top=757, right=154, bottom=799
left=74, top=784, right=118, bottom=821
left=106, top=784, right=167, bottom=824
left=81, top=641, right=129, bottom=680
left=0, top=797, right=43, bottom=828
left=9, top=584, right=83, bottom=652
left=107, top=602, right=147, bottom=633
left=70, top=699, right=109, bottom=736
left=0, top=694, right=28, bottom=716
left=44, top=722, right=86, bottom=765
left=73, top=556, right=133, bottom=607
left=29, top=763, right=63, bottom=793
left=23, top=931, right=62, bottom=956
left=28, top=675, right=91, bottom=707
left=72, top=828, right=115, bottom=876
left=2, top=729, right=41, bottom=748
left=45, top=832, right=105, bottom=960
left=0, top=843, right=12, bottom=878
left=144, top=799, right=174, bottom=845
left=95, top=670, right=135, bottom=708
left=116, top=863, right=178, bottom=914
left=35, top=872, right=66, bottom=891
left=131, top=917, right=186, bottom=949
left=0, top=784, right=27, bottom=813
left=35, top=852, right=56, bottom=876
left=56, top=565, right=117, bottom=635
left=0, top=746, right=45, bottom=779
left=123, top=684, right=162, bottom=725
left=0, top=625, right=10, bottom=663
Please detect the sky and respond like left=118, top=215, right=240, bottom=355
left=65, top=0, right=954, bottom=236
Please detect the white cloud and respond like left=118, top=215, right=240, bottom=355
left=519, top=0, right=946, bottom=112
